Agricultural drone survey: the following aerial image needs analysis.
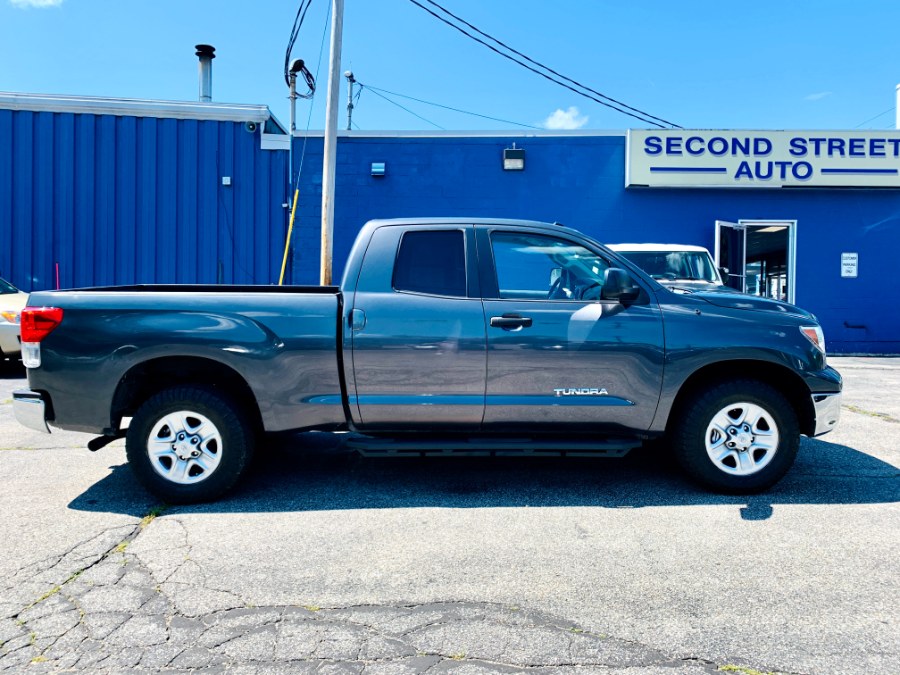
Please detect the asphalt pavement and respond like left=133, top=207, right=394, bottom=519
left=0, top=356, right=897, bottom=674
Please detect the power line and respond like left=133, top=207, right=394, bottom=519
left=365, top=86, right=446, bottom=129
left=359, top=82, right=542, bottom=129
left=854, top=106, right=895, bottom=129
left=418, top=0, right=679, bottom=129
left=283, top=0, right=317, bottom=97
left=295, top=0, right=333, bottom=181
left=407, top=0, right=679, bottom=129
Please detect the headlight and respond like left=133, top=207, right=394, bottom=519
left=0, top=311, right=20, bottom=324
left=800, top=325, right=826, bottom=354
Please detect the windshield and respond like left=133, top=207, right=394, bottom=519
left=0, top=277, right=19, bottom=295
left=618, top=251, right=720, bottom=283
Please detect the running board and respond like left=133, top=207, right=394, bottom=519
left=345, top=435, right=639, bottom=458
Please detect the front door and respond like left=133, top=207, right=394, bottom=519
left=716, top=220, right=796, bottom=302
left=715, top=220, right=746, bottom=292
left=477, top=227, right=665, bottom=432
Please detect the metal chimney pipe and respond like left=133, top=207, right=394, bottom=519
left=195, top=44, right=215, bottom=103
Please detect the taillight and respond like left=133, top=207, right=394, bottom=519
left=21, top=307, right=64, bottom=343
left=20, top=307, right=63, bottom=368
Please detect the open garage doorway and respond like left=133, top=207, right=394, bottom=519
left=715, top=220, right=796, bottom=303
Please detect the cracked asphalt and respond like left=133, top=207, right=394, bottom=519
left=0, top=356, right=897, bottom=674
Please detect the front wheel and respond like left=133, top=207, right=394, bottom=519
left=671, top=380, right=799, bottom=494
left=125, top=386, right=255, bottom=504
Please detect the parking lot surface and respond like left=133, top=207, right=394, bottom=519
left=0, top=356, right=897, bottom=674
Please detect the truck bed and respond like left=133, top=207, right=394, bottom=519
left=24, top=286, right=347, bottom=434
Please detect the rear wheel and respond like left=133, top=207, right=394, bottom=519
left=125, top=386, right=254, bottom=504
left=671, top=380, right=799, bottom=493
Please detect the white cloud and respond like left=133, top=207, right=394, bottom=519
left=10, top=0, right=63, bottom=7
left=543, top=106, right=588, bottom=130
left=804, top=91, right=832, bottom=102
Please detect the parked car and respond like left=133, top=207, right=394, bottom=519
left=13, top=219, right=841, bottom=503
left=0, top=277, right=27, bottom=363
left=607, top=243, right=726, bottom=293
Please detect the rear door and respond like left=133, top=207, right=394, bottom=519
left=348, top=225, right=486, bottom=430
left=477, top=227, right=665, bottom=432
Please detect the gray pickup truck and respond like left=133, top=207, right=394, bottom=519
left=14, top=218, right=842, bottom=503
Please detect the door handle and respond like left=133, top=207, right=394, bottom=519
left=490, top=314, right=533, bottom=330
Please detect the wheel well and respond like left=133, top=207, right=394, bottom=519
left=666, top=360, right=816, bottom=437
left=111, top=357, right=263, bottom=433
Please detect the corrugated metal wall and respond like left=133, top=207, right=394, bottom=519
left=0, top=109, right=288, bottom=291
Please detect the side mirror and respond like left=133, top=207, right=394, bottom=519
left=601, top=268, right=641, bottom=305
left=718, top=266, right=730, bottom=279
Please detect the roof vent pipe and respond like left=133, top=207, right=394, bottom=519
left=195, top=44, right=215, bottom=103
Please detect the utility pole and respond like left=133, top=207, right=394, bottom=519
left=320, top=0, right=344, bottom=286
left=345, top=70, right=356, bottom=131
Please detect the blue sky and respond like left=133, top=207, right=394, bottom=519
left=2, top=0, right=899, bottom=132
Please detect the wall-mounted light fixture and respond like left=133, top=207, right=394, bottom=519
left=371, top=162, right=386, bottom=177
left=503, top=143, right=525, bottom=171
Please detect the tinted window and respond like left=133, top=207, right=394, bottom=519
left=393, top=230, right=467, bottom=297
left=0, top=278, right=18, bottom=295
left=491, top=232, right=609, bottom=300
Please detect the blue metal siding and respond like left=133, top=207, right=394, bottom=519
left=291, top=134, right=899, bottom=354
left=0, top=109, right=288, bottom=292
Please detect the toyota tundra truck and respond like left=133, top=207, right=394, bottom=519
left=13, top=218, right=842, bottom=503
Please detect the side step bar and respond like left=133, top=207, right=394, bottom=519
left=345, top=434, right=640, bottom=458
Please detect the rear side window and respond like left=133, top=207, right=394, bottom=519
left=393, top=230, right=467, bottom=297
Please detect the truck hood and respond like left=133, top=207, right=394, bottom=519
left=690, top=290, right=816, bottom=320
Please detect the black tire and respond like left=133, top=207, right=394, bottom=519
left=125, top=386, right=255, bottom=504
left=671, top=380, right=799, bottom=494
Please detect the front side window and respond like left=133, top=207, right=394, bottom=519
left=393, top=230, right=467, bottom=297
left=491, top=232, right=610, bottom=300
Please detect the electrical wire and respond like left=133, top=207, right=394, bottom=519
left=284, top=0, right=312, bottom=84
left=364, top=86, right=446, bottom=129
left=418, top=0, right=678, bottom=128
left=284, top=0, right=317, bottom=98
left=295, top=3, right=332, bottom=181
left=854, top=106, right=895, bottom=129
left=407, top=0, right=679, bottom=129
left=359, top=82, right=542, bottom=129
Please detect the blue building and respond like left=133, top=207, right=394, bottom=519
left=290, top=130, right=900, bottom=355
left=2, top=94, right=897, bottom=354
left=0, top=92, right=290, bottom=291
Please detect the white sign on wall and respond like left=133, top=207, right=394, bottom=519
left=841, top=253, right=859, bottom=278
left=626, top=129, right=900, bottom=188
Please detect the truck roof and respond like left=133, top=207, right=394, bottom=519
left=364, top=217, right=572, bottom=233
left=607, top=243, right=712, bottom=253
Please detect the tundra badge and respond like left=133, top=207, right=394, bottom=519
left=553, top=388, right=609, bottom=397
